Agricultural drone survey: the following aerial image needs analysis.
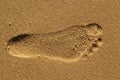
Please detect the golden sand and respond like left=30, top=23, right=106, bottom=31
left=0, top=0, right=120, bottom=80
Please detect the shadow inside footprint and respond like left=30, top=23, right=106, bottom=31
left=86, top=23, right=102, bottom=29
left=7, top=33, right=31, bottom=45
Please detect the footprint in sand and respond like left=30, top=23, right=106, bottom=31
left=7, top=23, right=103, bottom=62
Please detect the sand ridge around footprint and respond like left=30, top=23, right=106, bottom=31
left=7, top=23, right=103, bottom=63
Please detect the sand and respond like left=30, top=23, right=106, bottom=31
left=0, top=0, right=120, bottom=80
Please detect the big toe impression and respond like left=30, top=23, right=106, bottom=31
left=86, top=23, right=103, bottom=36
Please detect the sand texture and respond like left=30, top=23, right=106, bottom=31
left=0, top=0, right=120, bottom=80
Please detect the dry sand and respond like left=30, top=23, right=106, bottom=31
left=0, top=0, right=120, bottom=80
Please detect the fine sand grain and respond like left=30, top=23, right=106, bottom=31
left=0, top=0, right=120, bottom=80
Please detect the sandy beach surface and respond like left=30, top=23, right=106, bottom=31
left=0, top=0, right=120, bottom=80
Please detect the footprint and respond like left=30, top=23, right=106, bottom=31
left=7, top=23, right=103, bottom=62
